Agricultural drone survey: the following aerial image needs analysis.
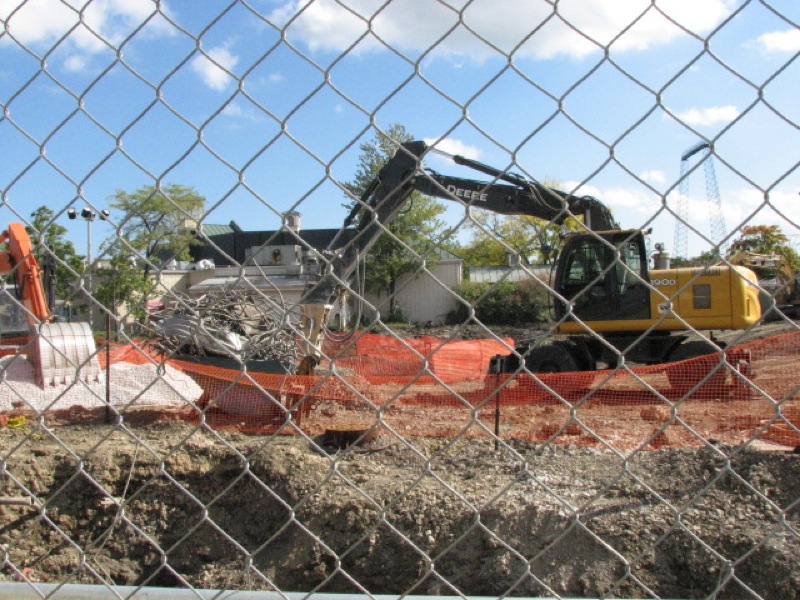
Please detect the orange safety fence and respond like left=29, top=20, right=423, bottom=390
left=1, top=331, right=799, bottom=451
left=321, top=332, right=516, bottom=383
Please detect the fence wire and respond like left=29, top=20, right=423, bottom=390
left=1, top=1, right=799, bottom=599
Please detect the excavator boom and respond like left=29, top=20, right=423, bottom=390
left=305, top=140, right=616, bottom=305
left=0, top=223, right=51, bottom=319
left=300, top=140, right=620, bottom=360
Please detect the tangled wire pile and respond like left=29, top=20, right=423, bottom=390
left=149, top=289, right=300, bottom=366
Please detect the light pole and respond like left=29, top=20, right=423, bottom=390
left=68, top=207, right=109, bottom=328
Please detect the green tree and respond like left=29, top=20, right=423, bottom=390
left=108, top=183, right=205, bottom=268
left=343, top=125, right=450, bottom=318
left=96, top=184, right=205, bottom=323
left=447, top=279, right=549, bottom=325
left=670, top=248, right=722, bottom=268
left=671, top=225, right=799, bottom=273
left=26, top=206, right=84, bottom=302
left=91, top=250, right=152, bottom=325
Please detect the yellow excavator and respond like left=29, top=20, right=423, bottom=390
left=0, top=223, right=101, bottom=387
left=299, top=141, right=761, bottom=374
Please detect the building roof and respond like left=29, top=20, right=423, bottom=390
left=191, top=220, right=356, bottom=266
left=187, top=274, right=307, bottom=296
left=191, top=219, right=462, bottom=267
left=199, top=223, right=236, bottom=237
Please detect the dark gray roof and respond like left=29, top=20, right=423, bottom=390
left=191, top=220, right=356, bottom=266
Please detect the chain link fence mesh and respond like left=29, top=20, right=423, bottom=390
left=1, top=1, right=799, bottom=598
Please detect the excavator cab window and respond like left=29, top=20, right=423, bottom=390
left=556, top=236, right=612, bottom=322
left=616, top=242, right=641, bottom=295
left=554, top=231, right=650, bottom=323
left=613, top=234, right=651, bottom=321
left=563, top=239, right=607, bottom=304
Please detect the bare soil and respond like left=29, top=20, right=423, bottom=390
left=1, top=421, right=799, bottom=598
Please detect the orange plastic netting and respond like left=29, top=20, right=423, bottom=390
left=162, top=330, right=800, bottom=451
left=3, top=330, right=798, bottom=450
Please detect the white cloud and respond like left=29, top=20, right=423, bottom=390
left=64, top=54, right=88, bottom=73
left=755, top=29, right=800, bottom=54
left=0, top=0, right=174, bottom=68
left=767, top=189, right=800, bottom=221
left=726, top=187, right=800, bottom=232
left=673, top=105, right=740, bottom=127
left=565, top=181, right=661, bottom=217
left=1, top=0, right=77, bottom=45
left=191, top=47, right=240, bottom=91
left=424, top=138, right=482, bottom=161
left=221, top=103, right=242, bottom=117
left=221, top=101, right=266, bottom=125
left=562, top=182, right=798, bottom=254
left=665, top=186, right=800, bottom=251
left=267, top=0, right=732, bottom=61
left=640, top=170, right=667, bottom=185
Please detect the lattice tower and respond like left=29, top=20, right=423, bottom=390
left=674, top=142, right=728, bottom=258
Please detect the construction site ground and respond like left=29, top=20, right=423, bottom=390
left=1, top=319, right=799, bottom=598
left=1, top=423, right=799, bottom=598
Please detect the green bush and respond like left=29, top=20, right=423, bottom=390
left=447, top=279, right=550, bottom=325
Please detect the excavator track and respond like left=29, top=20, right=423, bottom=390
left=28, top=322, right=102, bottom=387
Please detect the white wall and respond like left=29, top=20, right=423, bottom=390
left=363, top=260, right=463, bottom=324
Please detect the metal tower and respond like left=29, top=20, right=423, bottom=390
left=674, top=141, right=727, bottom=259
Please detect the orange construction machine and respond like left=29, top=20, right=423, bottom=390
left=0, top=222, right=101, bottom=387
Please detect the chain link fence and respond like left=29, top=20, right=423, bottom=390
left=1, top=1, right=800, bottom=598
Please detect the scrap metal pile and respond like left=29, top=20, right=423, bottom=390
left=148, top=289, right=300, bottom=367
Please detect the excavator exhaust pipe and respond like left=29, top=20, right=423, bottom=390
left=28, top=322, right=102, bottom=387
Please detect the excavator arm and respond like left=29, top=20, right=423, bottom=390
left=0, top=223, right=53, bottom=322
left=307, top=141, right=616, bottom=302
left=299, top=140, right=618, bottom=363
left=422, top=151, right=618, bottom=231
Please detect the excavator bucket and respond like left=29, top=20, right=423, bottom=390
left=28, top=322, right=102, bottom=387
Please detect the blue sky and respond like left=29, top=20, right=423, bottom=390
left=1, top=0, right=798, bottom=261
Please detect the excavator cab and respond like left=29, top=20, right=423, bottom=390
left=552, top=230, right=651, bottom=324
